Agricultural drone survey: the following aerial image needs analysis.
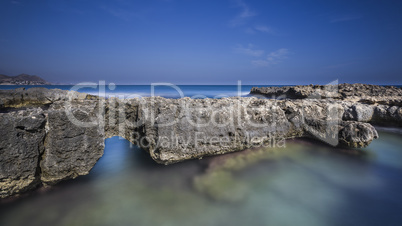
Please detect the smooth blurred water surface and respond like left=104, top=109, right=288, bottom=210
left=1, top=130, right=402, bottom=226
left=0, top=85, right=265, bottom=99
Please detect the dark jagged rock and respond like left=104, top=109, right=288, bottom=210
left=338, top=121, right=379, bottom=148
left=40, top=100, right=105, bottom=185
left=0, top=89, right=104, bottom=197
left=0, top=85, right=393, bottom=198
left=0, top=109, right=46, bottom=198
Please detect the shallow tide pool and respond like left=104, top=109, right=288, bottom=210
left=1, top=130, right=402, bottom=226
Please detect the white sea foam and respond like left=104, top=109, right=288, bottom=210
left=85, top=91, right=251, bottom=99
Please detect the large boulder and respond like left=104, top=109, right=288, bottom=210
left=338, top=122, right=379, bottom=148
left=132, top=97, right=292, bottom=164
left=343, top=104, right=374, bottom=122
left=372, top=105, right=402, bottom=126
left=0, top=109, right=46, bottom=198
left=40, top=100, right=105, bottom=185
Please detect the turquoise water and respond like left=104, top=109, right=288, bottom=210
left=1, top=130, right=402, bottom=226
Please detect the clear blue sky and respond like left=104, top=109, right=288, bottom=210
left=0, top=0, right=401, bottom=84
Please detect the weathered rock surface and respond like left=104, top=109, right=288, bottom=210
left=0, top=109, right=46, bottom=198
left=121, top=97, right=377, bottom=164
left=250, top=83, right=402, bottom=102
left=338, top=121, right=379, bottom=148
left=0, top=89, right=104, bottom=198
left=251, top=83, right=402, bottom=126
left=0, top=84, right=395, bottom=197
left=40, top=100, right=105, bottom=185
left=0, top=87, right=97, bottom=109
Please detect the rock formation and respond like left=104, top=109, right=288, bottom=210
left=250, top=83, right=402, bottom=102
left=250, top=83, right=402, bottom=127
left=0, top=88, right=103, bottom=198
left=1, top=84, right=400, bottom=198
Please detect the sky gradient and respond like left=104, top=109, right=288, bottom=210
left=0, top=0, right=401, bottom=85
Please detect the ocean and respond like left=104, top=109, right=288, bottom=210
left=0, top=85, right=263, bottom=99
left=1, top=84, right=399, bottom=99
left=0, top=85, right=402, bottom=226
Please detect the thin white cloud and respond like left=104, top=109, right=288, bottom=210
left=235, top=44, right=290, bottom=67
left=99, top=1, right=150, bottom=21
left=228, top=1, right=277, bottom=36
left=330, top=14, right=362, bottom=23
left=251, top=60, right=271, bottom=67
left=234, top=44, right=264, bottom=57
left=251, top=48, right=290, bottom=67
left=254, top=25, right=273, bottom=33
left=245, top=25, right=276, bottom=35
left=267, top=48, right=289, bottom=60
left=230, top=0, right=256, bottom=27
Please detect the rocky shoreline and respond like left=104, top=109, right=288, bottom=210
left=0, top=84, right=401, bottom=198
left=250, top=83, right=402, bottom=126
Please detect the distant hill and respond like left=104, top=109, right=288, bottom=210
left=0, top=74, right=51, bottom=85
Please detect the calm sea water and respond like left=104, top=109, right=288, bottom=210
left=0, top=85, right=265, bottom=98
left=1, top=84, right=399, bottom=99
left=1, top=85, right=402, bottom=226
left=0, top=131, right=401, bottom=226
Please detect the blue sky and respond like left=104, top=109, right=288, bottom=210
left=0, top=0, right=401, bottom=84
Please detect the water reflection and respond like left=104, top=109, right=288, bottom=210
left=1, top=131, right=402, bottom=226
